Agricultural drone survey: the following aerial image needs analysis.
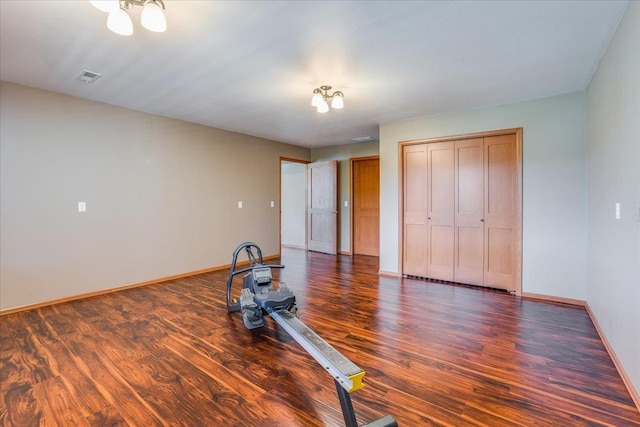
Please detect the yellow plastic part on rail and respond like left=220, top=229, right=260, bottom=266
left=348, top=370, right=366, bottom=392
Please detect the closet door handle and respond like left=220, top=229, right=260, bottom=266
left=480, top=219, right=484, bottom=222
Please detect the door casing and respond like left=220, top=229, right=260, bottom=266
left=398, top=128, right=523, bottom=295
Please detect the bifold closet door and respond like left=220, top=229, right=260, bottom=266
left=484, top=134, right=519, bottom=290
left=402, top=141, right=455, bottom=281
left=426, top=142, right=455, bottom=281
left=402, top=131, right=520, bottom=292
left=454, top=138, right=484, bottom=285
left=403, top=144, right=428, bottom=277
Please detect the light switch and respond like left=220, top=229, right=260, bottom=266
left=78, top=202, right=86, bottom=212
left=270, top=201, right=275, bottom=208
left=238, top=201, right=243, bottom=208
left=615, top=202, right=620, bottom=220
left=344, top=200, right=349, bottom=208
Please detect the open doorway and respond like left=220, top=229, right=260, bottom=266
left=280, top=158, right=338, bottom=255
left=280, top=159, right=308, bottom=250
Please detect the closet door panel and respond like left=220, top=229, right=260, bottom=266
left=484, top=134, right=518, bottom=289
left=427, top=142, right=454, bottom=281
left=487, top=227, right=514, bottom=275
left=454, top=138, right=484, bottom=285
left=429, top=225, right=454, bottom=269
left=403, top=145, right=428, bottom=277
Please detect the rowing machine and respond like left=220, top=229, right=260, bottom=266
left=226, top=242, right=397, bottom=427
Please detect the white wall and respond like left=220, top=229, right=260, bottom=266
left=380, top=92, right=587, bottom=299
left=281, top=161, right=307, bottom=249
left=311, top=140, right=379, bottom=253
left=586, top=1, right=639, bottom=397
left=0, top=82, right=309, bottom=311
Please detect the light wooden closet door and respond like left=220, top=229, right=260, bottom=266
left=484, top=134, right=518, bottom=289
left=426, top=141, right=455, bottom=281
left=454, top=138, right=484, bottom=285
left=402, top=130, right=521, bottom=293
left=403, top=145, right=428, bottom=277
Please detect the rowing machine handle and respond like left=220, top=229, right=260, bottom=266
left=226, top=242, right=284, bottom=313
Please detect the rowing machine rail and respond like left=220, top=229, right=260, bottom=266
left=225, top=242, right=397, bottom=427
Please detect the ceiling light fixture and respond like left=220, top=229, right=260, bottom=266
left=310, top=85, right=344, bottom=113
left=90, top=0, right=167, bottom=36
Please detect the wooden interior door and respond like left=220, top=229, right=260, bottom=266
left=484, top=134, right=518, bottom=290
left=426, top=142, right=455, bottom=281
left=403, top=144, right=428, bottom=276
left=352, top=157, right=380, bottom=256
left=307, top=160, right=338, bottom=255
left=454, top=138, right=484, bottom=285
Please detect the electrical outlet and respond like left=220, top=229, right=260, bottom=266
left=78, top=202, right=86, bottom=212
left=270, top=201, right=275, bottom=208
left=238, top=201, right=243, bottom=208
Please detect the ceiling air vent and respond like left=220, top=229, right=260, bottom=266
left=75, top=70, right=102, bottom=83
left=352, top=136, right=375, bottom=142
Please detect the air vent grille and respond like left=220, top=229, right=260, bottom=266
left=75, top=70, right=102, bottom=83
left=352, top=136, right=375, bottom=142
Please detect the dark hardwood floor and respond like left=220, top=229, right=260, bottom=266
left=1, top=248, right=639, bottom=426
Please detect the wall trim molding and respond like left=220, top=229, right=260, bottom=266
left=0, top=254, right=279, bottom=317
left=282, top=243, right=307, bottom=250
left=521, top=292, right=586, bottom=306
left=378, top=270, right=401, bottom=277
left=522, top=292, right=639, bottom=411
left=584, top=302, right=640, bottom=411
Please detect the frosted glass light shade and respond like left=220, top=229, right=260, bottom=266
left=331, top=92, right=344, bottom=109
left=90, top=0, right=120, bottom=13
left=317, top=100, right=329, bottom=113
left=107, top=8, right=134, bottom=36
left=311, top=91, right=323, bottom=107
left=141, top=1, right=167, bottom=32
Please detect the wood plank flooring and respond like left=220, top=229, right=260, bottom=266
left=1, top=248, right=639, bottom=426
